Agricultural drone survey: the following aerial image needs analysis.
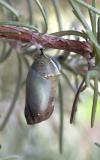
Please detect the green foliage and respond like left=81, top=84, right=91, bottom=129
left=0, top=0, right=100, bottom=159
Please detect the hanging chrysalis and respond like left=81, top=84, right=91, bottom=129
left=24, top=49, right=60, bottom=124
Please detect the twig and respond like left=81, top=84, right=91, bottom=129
left=70, top=78, right=85, bottom=124
left=0, top=25, right=93, bottom=59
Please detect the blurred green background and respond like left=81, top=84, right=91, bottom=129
left=0, top=0, right=100, bottom=160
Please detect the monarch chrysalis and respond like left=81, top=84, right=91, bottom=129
left=24, top=50, right=60, bottom=124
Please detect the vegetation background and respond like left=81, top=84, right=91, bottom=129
left=0, top=0, right=100, bottom=160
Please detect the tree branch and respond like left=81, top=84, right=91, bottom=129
left=0, top=25, right=93, bottom=58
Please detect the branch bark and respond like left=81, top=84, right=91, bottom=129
left=0, top=26, right=93, bottom=58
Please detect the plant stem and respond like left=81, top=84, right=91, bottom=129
left=0, top=25, right=93, bottom=59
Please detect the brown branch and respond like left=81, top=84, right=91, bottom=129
left=70, top=78, right=85, bottom=124
left=0, top=26, right=93, bottom=58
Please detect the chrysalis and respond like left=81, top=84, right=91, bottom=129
left=24, top=50, right=60, bottom=124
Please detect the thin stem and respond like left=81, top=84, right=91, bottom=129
left=97, top=17, right=100, bottom=45
left=61, top=71, right=76, bottom=94
left=75, top=0, right=100, bottom=15
left=95, top=142, right=100, bottom=148
left=68, top=0, right=100, bottom=60
left=51, top=0, right=63, bottom=55
left=89, top=10, right=96, bottom=36
left=68, top=0, right=91, bottom=31
left=58, top=80, right=64, bottom=154
left=0, top=46, right=12, bottom=63
left=35, top=0, right=48, bottom=33
left=0, top=53, right=22, bottom=130
left=0, top=21, right=38, bottom=31
left=0, top=0, right=19, bottom=17
left=52, top=0, right=63, bottom=30
left=26, top=0, right=33, bottom=25
left=51, top=30, right=88, bottom=40
left=91, top=78, right=98, bottom=128
left=5, top=0, right=19, bottom=21
left=70, top=78, right=85, bottom=124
